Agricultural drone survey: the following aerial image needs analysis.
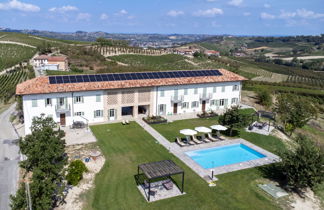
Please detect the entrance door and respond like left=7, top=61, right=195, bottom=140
left=173, top=103, right=178, bottom=114
left=202, top=101, right=206, bottom=112
left=60, top=113, right=66, bottom=126
left=109, top=109, right=116, bottom=120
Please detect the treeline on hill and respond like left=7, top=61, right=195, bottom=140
left=251, top=35, right=324, bottom=45
left=234, top=57, right=324, bottom=80
left=255, top=55, right=324, bottom=71
left=95, top=37, right=129, bottom=47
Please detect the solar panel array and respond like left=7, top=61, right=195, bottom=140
left=48, top=70, right=222, bottom=84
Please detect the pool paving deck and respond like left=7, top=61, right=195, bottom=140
left=136, top=118, right=280, bottom=182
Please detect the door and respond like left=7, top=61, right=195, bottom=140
left=173, top=103, right=178, bottom=114
left=202, top=101, right=206, bottom=112
left=109, top=109, right=116, bottom=120
left=60, top=113, right=66, bottom=126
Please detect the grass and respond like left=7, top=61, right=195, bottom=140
left=85, top=122, right=282, bottom=210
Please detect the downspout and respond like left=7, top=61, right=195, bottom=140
left=71, top=92, right=74, bottom=123
left=156, top=86, right=159, bottom=116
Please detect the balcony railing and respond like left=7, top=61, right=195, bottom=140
left=55, top=104, right=71, bottom=113
left=171, top=95, right=184, bottom=103
left=200, top=93, right=212, bottom=101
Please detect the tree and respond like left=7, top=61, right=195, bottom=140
left=277, top=135, right=324, bottom=191
left=257, top=89, right=272, bottom=107
left=193, top=51, right=204, bottom=58
left=10, top=115, right=67, bottom=209
left=218, top=106, right=248, bottom=136
left=274, top=94, right=317, bottom=136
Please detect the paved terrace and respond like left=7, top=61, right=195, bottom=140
left=135, top=118, right=280, bottom=182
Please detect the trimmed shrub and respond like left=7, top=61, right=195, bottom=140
left=66, top=160, right=88, bottom=186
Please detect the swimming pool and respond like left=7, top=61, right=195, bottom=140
left=185, top=143, right=266, bottom=169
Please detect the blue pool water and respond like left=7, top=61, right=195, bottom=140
left=185, top=144, right=266, bottom=169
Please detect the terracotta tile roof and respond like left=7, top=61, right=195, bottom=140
left=34, top=55, right=67, bottom=62
left=16, top=69, right=247, bottom=95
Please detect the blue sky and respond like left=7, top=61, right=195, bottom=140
left=0, top=0, right=323, bottom=35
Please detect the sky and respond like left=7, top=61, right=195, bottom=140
left=0, top=0, right=323, bottom=35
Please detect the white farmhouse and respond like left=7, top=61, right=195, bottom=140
left=16, top=69, right=246, bottom=134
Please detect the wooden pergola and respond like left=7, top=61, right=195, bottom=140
left=137, top=160, right=185, bottom=201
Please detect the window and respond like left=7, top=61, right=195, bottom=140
left=96, top=94, right=101, bottom=102
left=224, top=99, right=228, bottom=107
left=222, top=86, right=225, bottom=92
left=45, top=98, right=51, bottom=106
left=160, top=90, right=165, bottom=97
left=191, top=101, right=199, bottom=108
left=75, top=112, right=84, bottom=116
left=32, top=99, right=37, bottom=107
left=215, top=99, right=220, bottom=107
left=194, top=88, right=198, bottom=95
left=213, top=87, right=217, bottom=93
left=233, top=85, right=239, bottom=91
left=184, top=88, right=188, bottom=95
left=181, top=102, right=189, bottom=109
left=220, top=99, right=225, bottom=106
left=94, top=110, right=103, bottom=118
left=58, top=97, right=65, bottom=106
left=231, top=98, right=239, bottom=104
left=74, top=96, right=84, bottom=104
left=158, top=104, right=166, bottom=115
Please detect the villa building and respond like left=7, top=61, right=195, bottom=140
left=16, top=69, right=246, bottom=134
left=34, top=55, right=68, bottom=71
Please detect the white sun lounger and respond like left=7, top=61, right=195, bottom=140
left=176, top=137, right=188, bottom=147
left=207, top=133, right=218, bottom=142
left=192, top=135, right=203, bottom=144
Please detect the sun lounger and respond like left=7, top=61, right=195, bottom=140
left=202, top=135, right=211, bottom=143
left=217, top=135, right=226, bottom=141
left=207, top=133, right=218, bottom=142
left=163, top=179, right=173, bottom=190
left=122, top=120, right=126, bottom=125
left=192, top=135, right=203, bottom=144
left=176, top=137, right=188, bottom=147
left=126, top=120, right=130, bottom=124
left=185, top=136, right=195, bottom=145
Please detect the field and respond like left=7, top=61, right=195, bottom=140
left=85, top=121, right=285, bottom=210
left=0, top=32, right=82, bottom=47
left=0, top=69, right=28, bottom=102
left=0, top=44, right=36, bottom=71
left=109, top=54, right=221, bottom=71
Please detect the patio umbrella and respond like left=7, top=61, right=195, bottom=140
left=210, top=125, right=228, bottom=131
left=180, top=129, right=197, bottom=136
left=210, top=125, right=228, bottom=137
left=194, top=126, right=212, bottom=133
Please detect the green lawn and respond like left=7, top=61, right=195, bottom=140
left=85, top=121, right=283, bottom=210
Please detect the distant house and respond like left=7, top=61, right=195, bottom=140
left=34, top=55, right=68, bottom=71
left=204, top=50, right=220, bottom=57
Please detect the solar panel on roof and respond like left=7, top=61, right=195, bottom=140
left=70, top=75, right=77, bottom=83
left=49, top=77, right=57, bottom=84
left=101, top=74, right=108, bottom=81
left=48, top=70, right=223, bottom=84
left=83, top=75, right=90, bottom=82
left=76, top=75, right=84, bottom=82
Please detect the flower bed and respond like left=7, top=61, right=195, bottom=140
left=143, top=116, right=167, bottom=124
left=197, top=111, right=218, bottom=118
